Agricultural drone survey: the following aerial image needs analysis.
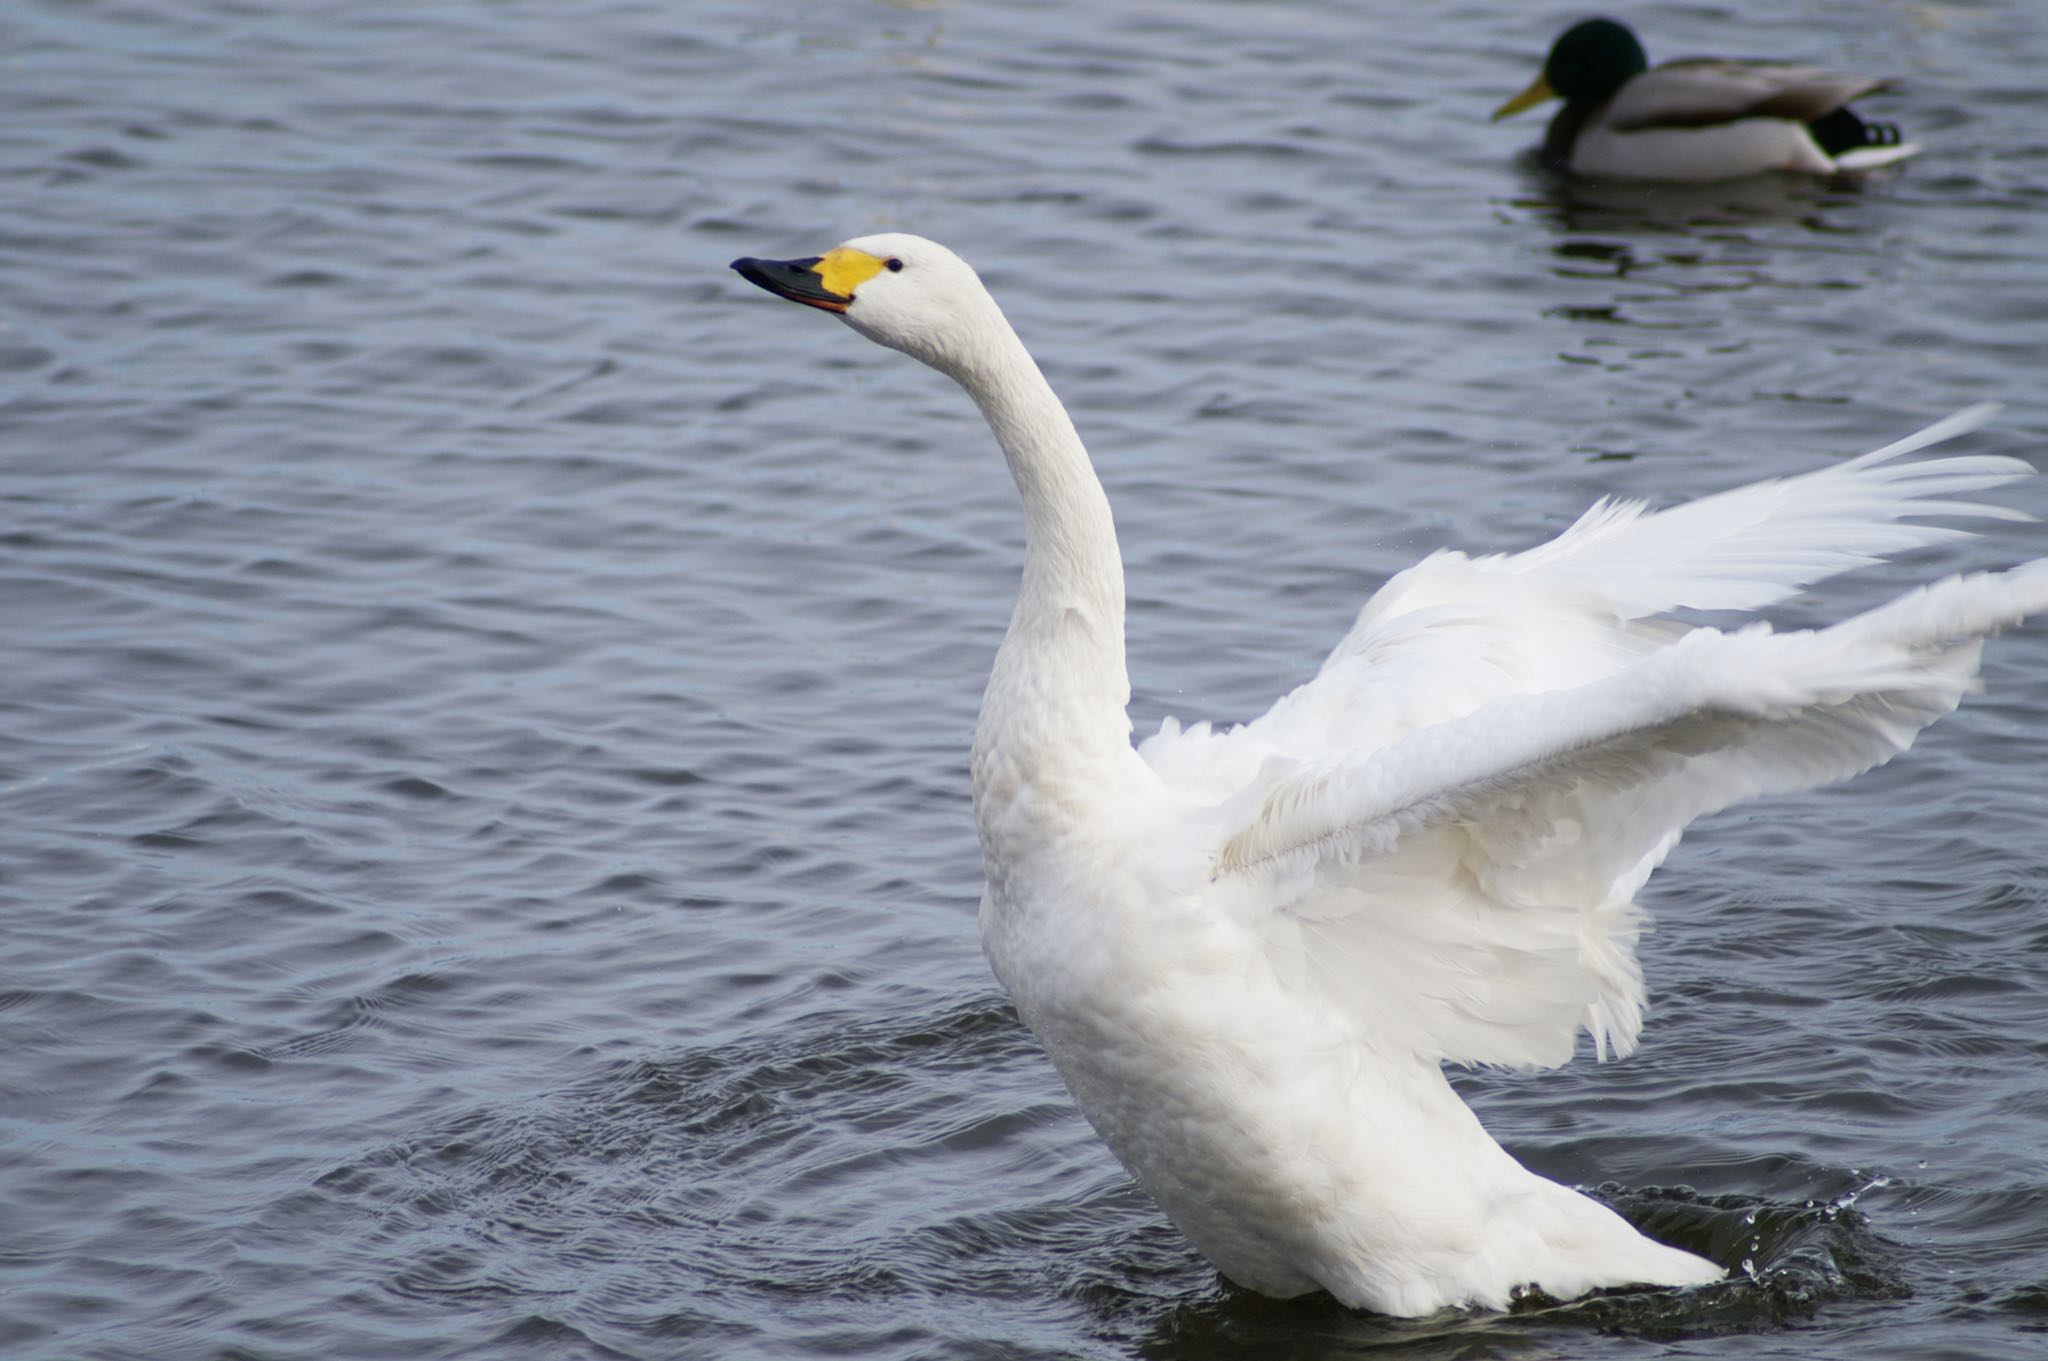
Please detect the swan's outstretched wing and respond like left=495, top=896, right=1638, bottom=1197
left=1219, top=564, right=2048, bottom=1070
left=1143, top=406, right=2026, bottom=799
left=1137, top=409, right=2038, bottom=1069
left=1483, top=405, right=2024, bottom=619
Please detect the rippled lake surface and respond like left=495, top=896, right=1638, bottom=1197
left=6, top=2, right=2047, bottom=1357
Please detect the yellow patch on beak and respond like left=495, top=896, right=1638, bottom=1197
left=814, top=246, right=889, bottom=303
left=1492, top=72, right=1556, bottom=121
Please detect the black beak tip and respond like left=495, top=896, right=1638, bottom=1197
left=730, top=255, right=846, bottom=312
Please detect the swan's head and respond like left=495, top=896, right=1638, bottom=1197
left=731, top=233, right=1010, bottom=377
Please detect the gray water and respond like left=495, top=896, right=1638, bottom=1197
left=5, top=1, right=2047, bottom=1357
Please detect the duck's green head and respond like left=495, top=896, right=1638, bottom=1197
left=1493, top=17, right=1648, bottom=119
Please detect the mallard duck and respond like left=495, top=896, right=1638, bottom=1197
left=731, top=233, right=2044, bottom=1314
left=1494, top=17, right=1917, bottom=180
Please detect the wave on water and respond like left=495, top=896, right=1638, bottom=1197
left=258, top=988, right=1920, bottom=1360
left=246, top=998, right=1194, bottom=1356
left=1122, top=1178, right=1913, bottom=1358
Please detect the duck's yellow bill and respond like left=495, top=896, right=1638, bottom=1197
left=1492, top=72, right=1556, bottom=121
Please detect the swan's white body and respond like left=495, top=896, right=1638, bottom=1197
left=734, top=233, right=2047, bottom=1315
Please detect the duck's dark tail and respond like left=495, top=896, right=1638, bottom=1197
left=1808, top=106, right=1905, bottom=157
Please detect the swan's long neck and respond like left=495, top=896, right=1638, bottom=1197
left=945, top=319, right=1133, bottom=816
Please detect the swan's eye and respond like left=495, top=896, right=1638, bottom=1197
left=885, top=257, right=904, bottom=272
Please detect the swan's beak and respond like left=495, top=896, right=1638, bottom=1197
left=1492, top=72, right=1555, bottom=120
left=731, top=255, right=852, bottom=314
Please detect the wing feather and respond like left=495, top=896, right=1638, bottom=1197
left=1220, top=565, right=2048, bottom=1068
left=1504, top=404, right=2027, bottom=617
left=1605, top=59, right=1887, bottom=131
left=1135, top=410, right=2040, bottom=1071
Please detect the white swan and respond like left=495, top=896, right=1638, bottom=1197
left=731, top=233, right=2047, bottom=1316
